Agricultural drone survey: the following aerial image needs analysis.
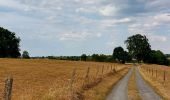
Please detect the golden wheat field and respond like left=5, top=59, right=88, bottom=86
left=0, top=59, right=130, bottom=100
left=139, top=64, right=170, bottom=99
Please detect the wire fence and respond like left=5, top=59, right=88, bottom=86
left=0, top=64, right=128, bottom=100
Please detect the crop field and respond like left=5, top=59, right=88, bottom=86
left=0, top=59, right=130, bottom=100
left=139, top=64, right=170, bottom=99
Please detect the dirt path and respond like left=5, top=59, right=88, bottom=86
left=106, top=68, right=133, bottom=100
left=135, top=67, right=162, bottom=100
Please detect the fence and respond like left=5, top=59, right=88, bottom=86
left=68, top=65, right=122, bottom=99
left=139, top=65, right=169, bottom=85
left=1, top=64, right=127, bottom=100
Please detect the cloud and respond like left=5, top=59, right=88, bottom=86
left=149, top=35, right=167, bottom=42
left=128, top=13, right=170, bottom=33
left=74, top=0, right=98, bottom=4
left=59, top=31, right=102, bottom=41
left=101, top=18, right=131, bottom=27
left=75, top=7, right=96, bottom=13
left=99, top=5, right=117, bottom=16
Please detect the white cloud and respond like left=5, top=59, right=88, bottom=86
left=149, top=35, right=167, bottom=42
left=59, top=31, right=101, bottom=41
left=99, top=5, right=117, bottom=16
left=74, top=0, right=98, bottom=4
left=0, top=0, right=28, bottom=10
left=101, top=18, right=131, bottom=28
left=75, top=7, right=95, bottom=13
left=128, top=13, right=170, bottom=33
left=154, top=13, right=170, bottom=24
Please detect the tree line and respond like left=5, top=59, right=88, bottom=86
left=114, top=34, right=169, bottom=65
left=0, top=27, right=169, bottom=66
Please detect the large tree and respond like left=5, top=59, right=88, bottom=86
left=0, top=27, right=21, bottom=58
left=113, top=47, right=132, bottom=63
left=125, top=34, right=151, bottom=62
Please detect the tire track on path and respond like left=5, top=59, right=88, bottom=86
left=135, top=67, right=162, bottom=100
left=106, top=68, right=133, bottom=100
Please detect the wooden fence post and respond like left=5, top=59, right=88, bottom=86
left=102, top=66, right=104, bottom=78
left=96, top=67, right=99, bottom=79
left=4, top=76, right=13, bottom=100
left=156, top=70, right=157, bottom=78
left=84, top=67, right=90, bottom=84
left=69, top=67, right=76, bottom=97
left=163, top=70, right=166, bottom=83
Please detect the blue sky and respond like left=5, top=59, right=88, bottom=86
left=0, top=0, right=170, bottom=56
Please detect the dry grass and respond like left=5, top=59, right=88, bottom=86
left=83, top=67, right=130, bottom=100
left=139, top=64, right=170, bottom=100
left=128, top=67, right=141, bottom=100
left=0, top=58, right=130, bottom=100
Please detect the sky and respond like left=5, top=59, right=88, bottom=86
left=0, top=0, right=170, bottom=56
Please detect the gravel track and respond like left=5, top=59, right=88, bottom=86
left=135, top=67, right=162, bottom=100
left=106, top=68, right=133, bottom=100
left=106, top=66, right=162, bottom=100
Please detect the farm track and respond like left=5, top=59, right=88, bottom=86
left=136, top=67, right=162, bottom=100
left=106, top=66, right=162, bottom=100
left=106, top=68, right=133, bottom=100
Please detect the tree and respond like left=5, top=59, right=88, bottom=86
left=113, top=47, right=132, bottom=63
left=124, top=51, right=132, bottom=62
left=22, top=51, right=30, bottom=59
left=148, top=50, right=169, bottom=65
left=125, top=34, right=151, bottom=62
left=81, top=54, right=87, bottom=61
left=113, top=47, right=125, bottom=63
left=91, top=54, right=109, bottom=62
left=0, top=27, right=21, bottom=58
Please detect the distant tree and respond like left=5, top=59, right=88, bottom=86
left=92, top=54, right=99, bottom=61
left=81, top=54, right=87, bottom=61
left=0, top=27, right=21, bottom=58
left=22, top=51, right=30, bottom=59
left=113, top=47, right=132, bottom=63
left=113, top=47, right=125, bottom=63
left=148, top=50, right=169, bottom=65
left=91, top=54, right=110, bottom=62
left=125, top=34, right=151, bottom=62
left=124, top=51, right=132, bottom=62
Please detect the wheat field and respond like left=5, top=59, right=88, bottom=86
left=0, top=59, right=129, bottom=100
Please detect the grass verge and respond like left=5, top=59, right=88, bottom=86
left=138, top=67, right=166, bottom=99
left=83, top=67, right=130, bottom=100
left=128, top=67, right=141, bottom=100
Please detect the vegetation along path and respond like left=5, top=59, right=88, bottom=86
left=106, top=66, right=163, bottom=100
left=106, top=68, right=133, bottom=100
left=135, top=67, right=162, bottom=100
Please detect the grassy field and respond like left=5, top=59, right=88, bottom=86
left=0, top=59, right=130, bottom=100
left=139, top=64, right=170, bottom=99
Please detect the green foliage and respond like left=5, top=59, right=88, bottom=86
left=124, top=51, right=132, bottom=62
left=113, top=47, right=125, bottom=63
left=0, top=27, right=21, bottom=58
left=91, top=54, right=111, bottom=62
left=47, top=56, right=80, bottom=61
left=81, top=54, right=87, bottom=61
left=125, top=34, right=151, bottom=62
left=113, top=47, right=132, bottom=63
left=22, top=51, right=30, bottom=59
left=148, top=50, right=169, bottom=65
